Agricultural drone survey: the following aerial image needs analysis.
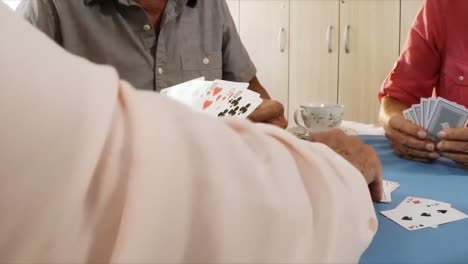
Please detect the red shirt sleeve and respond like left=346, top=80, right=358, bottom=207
left=378, top=0, right=444, bottom=106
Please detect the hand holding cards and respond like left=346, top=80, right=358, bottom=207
left=161, top=77, right=262, bottom=119
left=403, top=97, right=468, bottom=140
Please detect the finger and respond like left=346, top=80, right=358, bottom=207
left=438, top=127, right=468, bottom=141
left=440, top=152, right=468, bottom=165
left=391, top=141, right=439, bottom=160
left=437, top=140, right=468, bottom=153
left=389, top=114, right=427, bottom=139
left=369, top=178, right=384, bottom=202
left=386, top=128, right=433, bottom=151
left=388, top=133, right=435, bottom=153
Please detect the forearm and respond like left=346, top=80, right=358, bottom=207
left=379, top=96, right=410, bottom=126
left=248, top=76, right=271, bottom=99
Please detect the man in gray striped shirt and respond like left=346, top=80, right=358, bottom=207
left=18, top=0, right=287, bottom=128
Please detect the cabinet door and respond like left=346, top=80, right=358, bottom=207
left=239, top=0, right=289, bottom=116
left=338, top=0, right=400, bottom=124
left=225, top=0, right=240, bottom=30
left=289, top=0, right=339, bottom=122
left=400, top=0, right=423, bottom=51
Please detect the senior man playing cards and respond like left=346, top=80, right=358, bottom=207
left=17, top=0, right=287, bottom=129
left=0, top=3, right=383, bottom=263
left=379, top=0, right=468, bottom=167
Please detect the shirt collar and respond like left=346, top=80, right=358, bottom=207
left=84, top=0, right=196, bottom=8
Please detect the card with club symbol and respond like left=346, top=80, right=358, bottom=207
left=381, top=197, right=468, bottom=231
left=162, top=77, right=263, bottom=119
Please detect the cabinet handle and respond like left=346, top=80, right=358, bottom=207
left=344, top=25, right=350, bottom=54
left=326, top=25, right=333, bottom=53
left=279, top=28, right=286, bottom=53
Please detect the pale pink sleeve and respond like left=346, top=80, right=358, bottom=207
left=0, top=3, right=376, bottom=263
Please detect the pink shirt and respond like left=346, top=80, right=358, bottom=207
left=0, top=3, right=376, bottom=263
left=379, top=0, right=468, bottom=107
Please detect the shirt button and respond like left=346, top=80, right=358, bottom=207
left=203, top=58, right=210, bottom=65
left=459, top=75, right=465, bottom=81
left=143, top=24, right=151, bottom=31
left=158, top=67, right=163, bottom=75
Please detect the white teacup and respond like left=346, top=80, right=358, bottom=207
left=294, top=103, right=344, bottom=133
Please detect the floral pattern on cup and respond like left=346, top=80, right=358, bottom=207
left=294, top=104, right=344, bottom=132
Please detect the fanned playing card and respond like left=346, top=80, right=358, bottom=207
left=215, top=89, right=263, bottom=119
left=197, top=80, right=250, bottom=114
left=161, top=77, right=262, bottom=119
left=426, top=98, right=468, bottom=140
left=160, top=77, right=210, bottom=107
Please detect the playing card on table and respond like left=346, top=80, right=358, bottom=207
left=426, top=97, right=468, bottom=140
left=380, top=180, right=400, bottom=203
left=381, top=196, right=468, bottom=231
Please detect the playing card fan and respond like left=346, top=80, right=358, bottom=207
left=161, top=78, right=262, bottom=119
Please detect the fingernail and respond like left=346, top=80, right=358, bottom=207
left=438, top=131, right=446, bottom=139
left=417, top=131, right=427, bottom=139
left=437, top=142, right=443, bottom=150
left=430, top=152, right=440, bottom=159
left=425, top=143, right=435, bottom=151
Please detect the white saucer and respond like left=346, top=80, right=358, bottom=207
left=287, top=126, right=358, bottom=139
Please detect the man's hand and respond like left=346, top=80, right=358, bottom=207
left=248, top=99, right=288, bottom=129
left=309, top=129, right=383, bottom=202
left=380, top=96, right=438, bottom=162
left=436, top=128, right=468, bottom=167
left=383, top=114, right=439, bottom=162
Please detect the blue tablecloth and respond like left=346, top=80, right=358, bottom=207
left=359, top=135, right=468, bottom=264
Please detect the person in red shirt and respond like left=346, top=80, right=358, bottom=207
left=378, top=0, right=468, bottom=167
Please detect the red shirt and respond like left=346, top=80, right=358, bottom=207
left=379, top=0, right=468, bottom=107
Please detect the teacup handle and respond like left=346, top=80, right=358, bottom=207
left=294, top=108, right=307, bottom=129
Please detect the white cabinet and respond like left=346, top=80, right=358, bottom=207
left=290, top=0, right=400, bottom=124
left=338, top=0, right=400, bottom=124
left=288, top=0, right=340, bottom=122
left=231, top=0, right=408, bottom=125
left=400, top=0, right=423, bottom=50
left=239, top=0, right=290, bottom=116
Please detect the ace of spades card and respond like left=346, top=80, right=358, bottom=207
left=216, top=89, right=263, bottom=119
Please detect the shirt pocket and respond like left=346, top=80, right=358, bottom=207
left=441, top=58, right=468, bottom=105
left=181, top=52, right=222, bottom=82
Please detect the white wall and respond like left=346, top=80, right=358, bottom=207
left=3, top=0, right=20, bottom=9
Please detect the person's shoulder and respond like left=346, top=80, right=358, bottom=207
left=424, top=0, right=464, bottom=13
left=23, top=0, right=83, bottom=10
left=194, top=0, right=225, bottom=13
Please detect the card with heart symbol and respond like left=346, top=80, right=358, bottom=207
left=381, top=197, right=468, bottom=231
left=162, top=78, right=262, bottom=119
left=196, top=80, right=261, bottom=117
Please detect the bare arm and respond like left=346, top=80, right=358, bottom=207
left=379, top=96, right=409, bottom=126
left=248, top=76, right=270, bottom=99
left=247, top=76, right=288, bottom=128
